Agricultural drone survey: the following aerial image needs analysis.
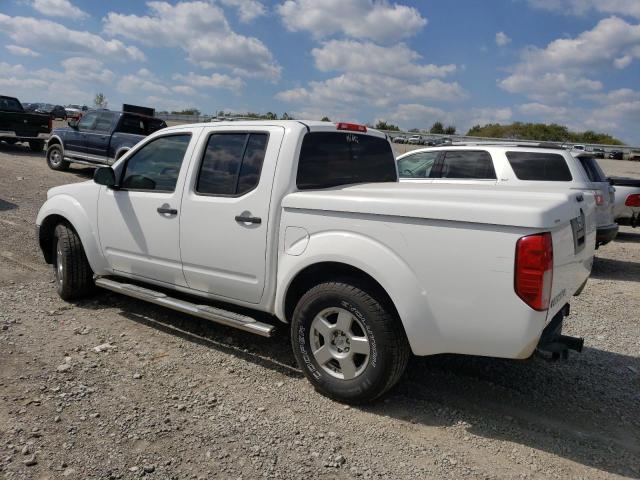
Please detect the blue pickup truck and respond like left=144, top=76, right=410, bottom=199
left=45, top=110, right=166, bottom=171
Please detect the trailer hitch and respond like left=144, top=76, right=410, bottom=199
left=536, top=306, right=584, bottom=360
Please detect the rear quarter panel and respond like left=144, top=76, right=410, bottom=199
left=277, top=208, right=552, bottom=359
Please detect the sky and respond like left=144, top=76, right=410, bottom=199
left=1, top=0, right=639, bottom=144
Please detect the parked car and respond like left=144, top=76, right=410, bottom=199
left=392, top=135, right=407, bottom=144
left=64, top=107, right=83, bottom=120
left=592, top=148, right=605, bottom=159
left=397, top=144, right=618, bottom=246
left=407, top=135, right=423, bottom=145
left=0, top=95, right=51, bottom=151
left=608, top=150, right=624, bottom=160
left=45, top=109, right=167, bottom=171
left=571, top=145, right=586, bottom=153
left=36, top=121, right=595, bottom=403
left=608, top=176, right=640, bottom=227
left=35, top=104, right=67, bottom=120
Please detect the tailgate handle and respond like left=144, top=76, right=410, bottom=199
left=576, top=194, right=584, bottom=202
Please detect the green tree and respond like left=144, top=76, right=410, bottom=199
left=171, top=108, right=201, bottom=116
left=281, top=112, right=292, bottom=120
left=321, top=116, right=331, bottom=122
left=444, top=125, right=457, bottom=135
left=466, top=122, right=623, bottom=145
left=93, top=93, right=107, bottom=109
left=430, top=122, right=444, bottom=134
left=265, top=112, right=278, bottom=120
left=374, top=120, right=400, bottom=131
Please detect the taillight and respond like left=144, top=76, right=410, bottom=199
left=626, top=194, right=640, bottom=207
left=515, top=233, right=553, bottom=311
left=336, top=122, right=367, bottom=133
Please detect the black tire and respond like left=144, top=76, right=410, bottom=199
left=52, top=224, right=95, bottom=301
left=29, top=140, right=45, bottom=152
left=46, top=144, right=69, bottom=171
left=291, top=280, right=410, bottom=404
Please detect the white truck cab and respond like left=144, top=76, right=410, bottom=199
left=37, top=122, right=596, bottom=403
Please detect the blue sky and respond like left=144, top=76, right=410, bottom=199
left=1, top=0, right=639, bottom=143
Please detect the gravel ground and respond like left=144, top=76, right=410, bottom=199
left=1, top=143, right=639, bottom=480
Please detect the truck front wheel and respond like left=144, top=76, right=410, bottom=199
left=53, top=224, right=95, bottom=300
left=46, top=144, right=69, bottom=171
left=291, top=280, right=410, bottom=404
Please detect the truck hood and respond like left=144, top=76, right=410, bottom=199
left=282, top=183, right=589, bottom=229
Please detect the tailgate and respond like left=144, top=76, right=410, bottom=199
left=546, top=192, right=596, bottom=321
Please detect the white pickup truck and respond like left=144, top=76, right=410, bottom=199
left=36, top=121, right=596, bottom=403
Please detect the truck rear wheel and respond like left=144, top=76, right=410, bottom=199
left=53, top=224, right=95, bottom=300
left=291, top=280, right=410, bottom=404
left=46, top=144, right=69, bottom=171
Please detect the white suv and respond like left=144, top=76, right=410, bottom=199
left=397, top=143, right=618, bottom=246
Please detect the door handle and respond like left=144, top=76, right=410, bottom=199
left=157, top=206, right=178, bottom=215
left=235, top=215, right=261, bottom=224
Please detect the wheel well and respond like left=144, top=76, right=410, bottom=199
left=283, top=262, right=400, bottom=324
left=47, top=137, right=61, bottom=148
left=38, top=214, right=70, bottom=264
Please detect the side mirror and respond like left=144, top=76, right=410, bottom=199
left=68, top=119, right=78, bottom=129
left=94, top=167, right=116, bottom=188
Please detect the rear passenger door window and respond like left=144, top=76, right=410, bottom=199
left=196, top=133, right=268, bottom=196
left=433, top=150, right=496, bottom=183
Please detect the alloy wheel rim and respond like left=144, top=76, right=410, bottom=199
left=50, top=149, right=61, bottom=166
left=310, top=307, right=371, bottom=380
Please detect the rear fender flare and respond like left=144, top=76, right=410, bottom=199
left=275, top=230, right=443, bottom=355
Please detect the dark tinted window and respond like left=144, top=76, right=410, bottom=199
left=94, top=112, right=115, bottom=132
left=397, top=151, right=439, bottom=178
left=577, top=156, right=607, bottom=182
left=506, top=152, right=572, bottom=181
left=196, top=133, right=268, bottom=196
left=117, top=114, right=166, bottom=135
left=121, top=134, right=191, bottom=191
left=0, top=97, right=23, bottom=112
left=297, top=132, right=396, bottom=190
left=439, top=151, right=496, bottom=179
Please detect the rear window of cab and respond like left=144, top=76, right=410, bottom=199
left=506, top=151, right=573, bottom=181
left=296, top=132, right=397, bottom=190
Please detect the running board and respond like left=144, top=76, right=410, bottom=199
left=94, top=277, right=275, bottom=337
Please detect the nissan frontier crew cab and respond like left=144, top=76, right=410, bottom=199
left=36, top=121, right=596, bottom=403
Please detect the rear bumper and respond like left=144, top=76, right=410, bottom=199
left=596, top=223, right=619, bottom=246
left=0, top=130, right=49, bottom=140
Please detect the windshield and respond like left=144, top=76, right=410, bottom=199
left=297, top=132, right=397, bottom=190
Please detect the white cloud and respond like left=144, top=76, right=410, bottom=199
left=117, top=68, right=170, bottom=95
left=584, top=88, right=640, bottom=104
left=5, top=44, right=40, bottom=57
left=277, top=73, right=467, bottom=112
left=171, top=85, right=198, bottom=96
left=0, top=14, right=145, bottom=61
left=526, top=0, right=640, bottom=19
left=277, top=0, right=427, bottom=43
left=499, top=17, right=640, bottom=101
left=517, top=102, right=568, bottom=117
left=495, top=32, right=511, bottom=47
left=104, top=1, right=280, bottom=79
left=172, top=72, right=245, bottom=92
left=30, top=0, right=88, bottom=20
left=220, top=0, right=266, bottom=22
left=312, top=40, right=457, bottom=78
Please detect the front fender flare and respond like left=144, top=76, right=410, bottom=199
left=275, top=230, right=443, bottom=355
left=36, top=194, right=109, bottom=274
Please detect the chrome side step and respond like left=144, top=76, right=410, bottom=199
left=95, top=277, right=275, bottom=337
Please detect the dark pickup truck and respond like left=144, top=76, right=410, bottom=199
left=45, top=110, right=166, bottom=171
left=0, top=95, right=51, bottom=152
